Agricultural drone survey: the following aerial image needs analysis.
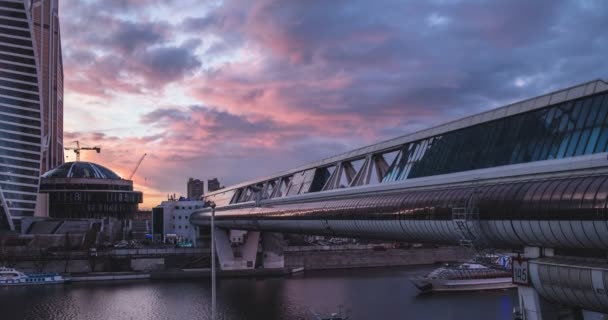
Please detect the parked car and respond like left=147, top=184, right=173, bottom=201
left=114, top=240, right=129, bottom=248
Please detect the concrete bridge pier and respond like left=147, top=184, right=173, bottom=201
left=517, top=285, right=584, bottom=320
left=516, top=246, right=607, bottom=320
left=213, top=228, right=284, bottom=271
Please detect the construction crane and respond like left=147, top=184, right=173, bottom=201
left=129, top=153, right=147, bottom=180
left=63, top=141, right=100, bottom=162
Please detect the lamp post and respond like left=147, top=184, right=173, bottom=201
left=209, top=201, right=217, bottom=320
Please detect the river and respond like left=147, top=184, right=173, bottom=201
left=0, top=266, right=518, bottom=320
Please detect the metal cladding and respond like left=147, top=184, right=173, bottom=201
left=193, top=173, right=608, bottom=249
left=530, top=258, right=608, bottom=313
left=0, top=0, right=43, bottom=231
left=192, top=79, right=608, bottom=250
left=40, top=162, right=143, bottom=219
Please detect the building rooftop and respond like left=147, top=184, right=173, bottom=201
left=42, top=162, right=122, bottom=180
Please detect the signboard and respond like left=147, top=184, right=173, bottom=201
left=512, top=256, right=530, bottom=286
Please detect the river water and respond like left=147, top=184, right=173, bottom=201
left=0, top=266, right=518, bottom=320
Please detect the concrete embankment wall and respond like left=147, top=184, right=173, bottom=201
left=11, top=257, right=166, bottom=273
left=7, top=246, right=468, bottom=274
left=285, top=246, right=468, bottom=270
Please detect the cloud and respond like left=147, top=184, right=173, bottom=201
left=60, top=0, right=608, bottom=208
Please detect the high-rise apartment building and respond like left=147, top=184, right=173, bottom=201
left=0, top=0, right=46, bottom=231
left=30, top=0, right=63, bottom=173
left=187, top=178, right=204, bottom=199
left=207, top=178, right=221, bottom=193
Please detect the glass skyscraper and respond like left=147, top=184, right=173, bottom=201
left=0, top=0, right=55, bottom=231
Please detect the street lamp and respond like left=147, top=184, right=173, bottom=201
left=209, top=201, right=217, bottom=320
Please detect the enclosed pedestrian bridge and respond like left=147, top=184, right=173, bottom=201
left=193, top=79, right=608, bottom=250
left=191, top=79, right=608, bottom=317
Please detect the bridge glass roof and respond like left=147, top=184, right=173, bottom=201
left=382, top=92, right=608, bottom=183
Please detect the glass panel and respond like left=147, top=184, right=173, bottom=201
left=574, top=129, right=591, bottom=156
left=574, top=100, right=590, bottom=128
left=593, top=94, right=608, bottom=126
left=556, top=132, right=572, bottom=158
left=564, top=130, right=581, bottom=157
left=595, top=127, right=608, bottom=153
left=585, top=127, right=601, bottom=155
left=584, top=97, right=601, bottom=128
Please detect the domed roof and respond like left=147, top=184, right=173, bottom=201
left=42, top=162, right=122, bottom=180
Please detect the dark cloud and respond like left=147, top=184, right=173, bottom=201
left=105, top=21, right=168, bottom=54
left=135, top=46, right=201, bottom=82
left=190, top=0, right=608, bottom=128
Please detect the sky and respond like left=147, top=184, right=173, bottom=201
left=58, top=0, right=608, bottom=209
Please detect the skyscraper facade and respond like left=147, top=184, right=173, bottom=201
left=0, top=0, right=45, bottom=231
left=30, top=0, right=63, bottom=174
left=187, top=178, right=204, bottom=199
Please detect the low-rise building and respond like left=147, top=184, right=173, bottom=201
left=152, top=200, right=203, bottom=246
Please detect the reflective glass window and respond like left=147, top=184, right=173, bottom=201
left=0, top=18, right=28, bottom=29
left=592, top=94, right=608, bottom=126
left=574, top=129, right=591, bottom=156
left=564, top=130, right=581, bottom=157
left=584, top=100, right=601, bottom=128
left=0, top=9, right=26, bottom=19
left=0, top=61, right=36, bottom=75
left=574, top=100, right=591, bottom=128
left=585, top=127, right=601, bottom=155
left=0, top=105, right=39, bottom=118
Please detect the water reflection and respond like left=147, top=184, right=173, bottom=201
left=0, top=266, right=518, bottom=320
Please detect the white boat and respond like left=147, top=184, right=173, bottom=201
left=0, top=267, right=64, bottom=286
left=410, top=256, right=516, bottom=293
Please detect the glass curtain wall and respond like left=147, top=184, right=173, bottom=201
left=383, top=92, right=608, bottom=182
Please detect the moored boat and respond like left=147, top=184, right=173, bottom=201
left=0, top=267, right=64, bottom=286
left=410, top=256, right=515, bottom=293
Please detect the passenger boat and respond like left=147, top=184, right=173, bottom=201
left=410, top=256, right=515, bottom=293
left=0, top=267, right=64, bottom=286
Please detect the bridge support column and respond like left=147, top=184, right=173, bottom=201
left=261, top=232, right=284, bottom=269
left=516, top=247, right=584, bottom=320
left=213, top=229, right=260, bottom=271
left=212, top=229, right=285, bottom=271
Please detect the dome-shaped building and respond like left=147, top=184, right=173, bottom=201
left=39, top=162, right=143, bottom=219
